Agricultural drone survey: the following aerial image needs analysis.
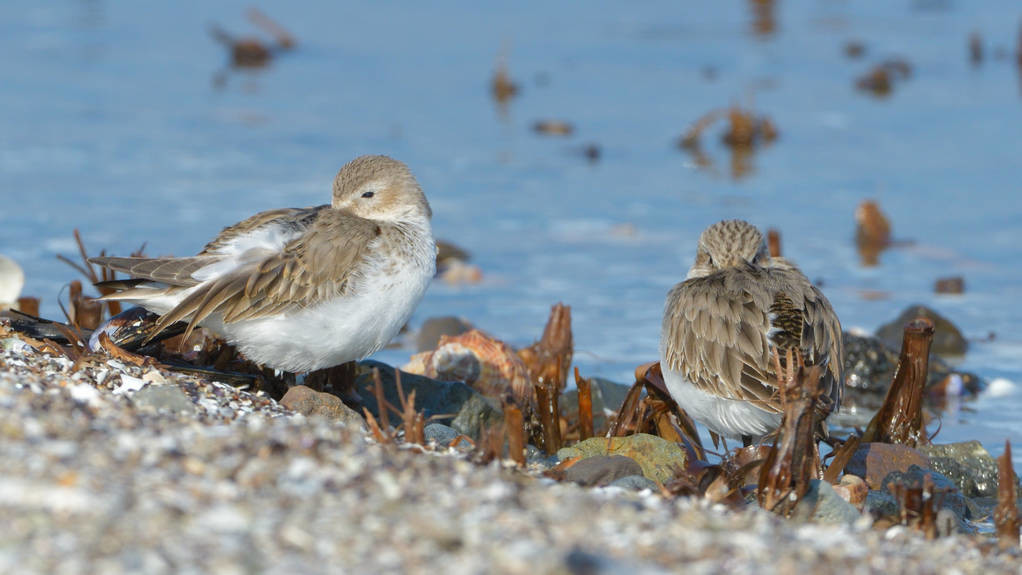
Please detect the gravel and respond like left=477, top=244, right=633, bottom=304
left=1, top=330, right=1019, bottom=574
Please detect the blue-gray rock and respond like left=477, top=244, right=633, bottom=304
left=875, top=304, right=967, bottom=357
left=791, top=480, right=861, bottom=524
left=423, top=423, right=472, bottom=449
left=562, top=455, right=644, bottom=487
left=608, top=475, right=659, bottom=491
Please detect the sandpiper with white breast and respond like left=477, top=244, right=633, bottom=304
left=91, top=155, right=436, bottom=373
left=660, top=220, right=844, bottom=445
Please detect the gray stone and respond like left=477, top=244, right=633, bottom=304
left=865, top=490, right=899, bottom=518
left=449, top=393, right=503, bottom=441
left=562, top=455, right=644, bottom=487
left=791, top=480, right=862, bottom=524
left=133, top=385, right=195, bottom=415
left=608, top=475, right=659, bottom=492
left=423, top=423, right=460, bottom=446
left=415, top=316, right=474, bottom=352
left=423, top=423, right=472, bottom=449
left=875, top=304, right=968, bottom=357
left=918, top=441, right=1006, bottom=498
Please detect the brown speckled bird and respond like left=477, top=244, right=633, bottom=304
left=660, top=220, right=844, bottom=444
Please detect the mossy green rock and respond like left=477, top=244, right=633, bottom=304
left=556, top=433, right=687, bottom=485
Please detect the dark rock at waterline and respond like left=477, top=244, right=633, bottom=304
left=875, top=304, right=968, bottom=357
left=562, top=455, right=644, bottom=488
left=416, top=316, right=474, bottom=352
left=918, top=441, right=1011, bottom=498
left=841, top=331, right=981, bottom=410
left=356, top=361, right=500, bottom=440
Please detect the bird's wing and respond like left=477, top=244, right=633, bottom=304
left=198, top=206, right=325, bottom=256
left=662, top=264, right=843, bottom=414
left=90, top=206, right=329, bottom=289
left=662, top=267, right=779, bottom=412
left=89, top=256, right=217, bottom=288
left=150, top=209, right=380, bottom=340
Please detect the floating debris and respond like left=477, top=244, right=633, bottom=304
left=844, top=40, right=867, bottom=59
left=678, top=106, right=778, bottom=179
left=855, top=200, right=892, bottom=266
left=210, top=8, right=295, bottom=69
left=748, top=0, right=777, bottom=39
left=533, top=120, right=575, bottom=136
left=970, top=31, right=984, bottom=66
left=491, top=49, right=519, bottom=119
left=855, top=58, right=912, bottom=97
left=934, top=276, right=965, bottom=295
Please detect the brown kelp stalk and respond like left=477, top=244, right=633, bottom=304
left=862, top=318, right=934, bottom=447
left=574, top=366, right=595, bottom=441
left=519, top=303, right=572, bottom=454
left=995, top=440, right=1020, bottom=550
left=757, top=350, right=823, bottom=516
left=504, top=401, right=527, bottom=466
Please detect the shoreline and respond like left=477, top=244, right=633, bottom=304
left=1, top=331, right=1019, bottom=573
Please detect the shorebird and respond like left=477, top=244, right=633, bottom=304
left=660, top=220, right=844, bottom=444
left=90, top=155, right=436, bottom=373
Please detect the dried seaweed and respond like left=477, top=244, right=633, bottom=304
left=861, top=319, right=934, bottom=447
left=574, top=367, right=595, bottom=441
left=995, top=440, right=1020, bottom=550
left=757, top=350, right=824, bottom=516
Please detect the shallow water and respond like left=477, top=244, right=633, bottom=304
left=2, top=1, right=1021, bottom=459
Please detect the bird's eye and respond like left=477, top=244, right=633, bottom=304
left=361, top=191, right=375, bottom=198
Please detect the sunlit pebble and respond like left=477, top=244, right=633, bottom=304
left=984, top=378, right=1016, bottom=398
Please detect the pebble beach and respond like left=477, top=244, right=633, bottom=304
left=2, top=335, right=1019, bottom=574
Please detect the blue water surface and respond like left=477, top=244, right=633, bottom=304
left=1, top=1, right=1020, bottom=459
